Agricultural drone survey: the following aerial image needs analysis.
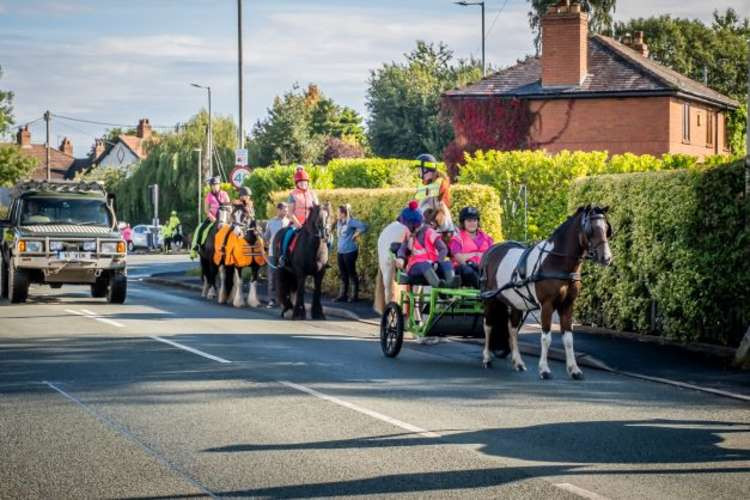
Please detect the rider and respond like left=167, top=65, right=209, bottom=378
left=279, top=166, right=319, bottom=266
left=231, top=186, right=255, bottom=224
left=162, top=210, right=181, bottom=251
left=395, top=200, right=458, bottom=288
left=450, top=206, right=494, bottom=288
left=191, top=176, right=230, bottom=258
left=414, top=153, right=451, bottom=211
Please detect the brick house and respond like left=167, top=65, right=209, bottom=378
left=5, top=125, right=86, bottom=181
left=444, top=1, right=740, bottom=159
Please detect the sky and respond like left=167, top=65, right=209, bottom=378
left=1, top=0, right=747, bottom=156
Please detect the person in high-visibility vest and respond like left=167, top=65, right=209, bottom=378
left=394, top=200, right=458, bottom=288
left=450, top=206, right=494, bottom=288
left=414, top=153, right=451, bottom=210
left=279, top=166, right=319, bottom=266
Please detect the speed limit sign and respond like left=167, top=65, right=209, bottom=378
left=230, top=166, right=251, bottom=189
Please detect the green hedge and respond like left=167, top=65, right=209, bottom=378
left=245, top=164, right=333, bottom=219
left=270, top=184, right=502, bottom=298
left=569, top=161, right=750, bottom=346
left=458, top=150, right=728, bottom=242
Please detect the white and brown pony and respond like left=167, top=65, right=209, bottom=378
left=373, top=197, right=452, bottom=314
left=216, top=213, right=266, bottom=308
left=479, top=205, right=613, bottom=380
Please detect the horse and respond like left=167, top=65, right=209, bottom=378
left=273, top=203, right=332, bottom=320
left=479, top=205, right=613, bottom=380
left=373, top=197, right=452, bottom=314
left=197, top=204, right=232, bottom=300
left=215, top=213, right=266, bottom=308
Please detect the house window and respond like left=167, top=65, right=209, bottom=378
left=706, top=111, right=714, bottom=146
left=682, top=103, right=691, bottom=143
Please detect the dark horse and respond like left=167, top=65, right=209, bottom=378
left=273, top=203, right=332, bottom=320
left=197, top=205, right=231, bottom=300
left=479, top=205, right=613, bottom=380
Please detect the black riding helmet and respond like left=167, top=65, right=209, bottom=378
left=459, top=206, right=480, bottom=225
left=415, top=153, right=438, bottom=174
left=238, top=186, right=251, bottom=197
left=208, top=176, right=221, bottom=186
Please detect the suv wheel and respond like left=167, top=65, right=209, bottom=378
left=91, top=273, right=109, bottom=298
left=8, top=264, right=29, bottom=303
left=0, top=254, right=8, bottom=299
left=107, top=272, right=127, bottom=304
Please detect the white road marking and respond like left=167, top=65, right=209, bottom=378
left=65, top=308, right=125, bottom=328
left=43, top=381, right=217, bottom=498
left=554, top=483, right=610, bottom=500
left=278, top=380, right=440, bottom=439
left=149, top=336, right=232, bottom=364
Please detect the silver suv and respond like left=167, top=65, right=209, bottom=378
left=0, top=181, right=127, bottom=303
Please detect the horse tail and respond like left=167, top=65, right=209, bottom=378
left=374, top=268, right=385, bottom=315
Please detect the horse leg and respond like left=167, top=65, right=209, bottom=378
left=217, top=265, right=228, bottom=304
left=311, top=272, right=325, bottom=320
left=247, top=266, right=260, bottom=308
left=560, top=306, right=583, bottom=380
left=200, top=257, right=209, bottom=298
left=206, top=264, right=217, bottom=300
left=232, top=267, right=244, bottom=308
left=538, top=301, right=554, bottom=380
left=278, top=269, right=293, bottom=318
left=509, top=308, right=526, bottom=372
left=292, top=273, right=306, bottom=320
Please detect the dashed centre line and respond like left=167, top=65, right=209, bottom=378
left=554, top=482, right=610, bottom=500
left=149, top=335, right=232, bottom=364
left=65, top=308, right=125, bottom=328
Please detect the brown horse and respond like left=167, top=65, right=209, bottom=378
left=479, top=205, right=613, bottom=380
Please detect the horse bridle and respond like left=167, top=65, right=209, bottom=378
left=581, top=212, right=612, bottom=261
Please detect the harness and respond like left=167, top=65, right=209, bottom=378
left=480, top=240, right=581, bottom=310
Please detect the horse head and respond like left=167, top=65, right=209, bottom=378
left=578, top=205, right=613, bottom=266
left=217, top=204, right=233, bottom=226
left=306, top=202, right=333, bottom=242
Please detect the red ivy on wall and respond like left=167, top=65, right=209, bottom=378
left=442, top=97, right=534, bottom=177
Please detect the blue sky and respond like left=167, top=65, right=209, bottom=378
left=1, top=0, right=747, bottom=155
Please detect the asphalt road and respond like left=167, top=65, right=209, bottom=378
left=1, top=254, right=748, bottom=499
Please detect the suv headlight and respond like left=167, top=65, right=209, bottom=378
left=49, top=241, right=64, bottom=252
left=82, top=241, right=97, bottom=252
left=20, top=240, right=43, bottom=253
left=101, top=241, right=124, bottom=254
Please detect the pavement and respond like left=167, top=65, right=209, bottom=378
left=143, top=259, right=750, bottom=401
left=1, top=254, right=749, bottom=499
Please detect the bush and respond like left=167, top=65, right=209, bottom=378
left=322, top=137, right=365, bottom=163
left=569, top=161, right=750, bottom=346
left=245, top=164, right=334, bottom=219
left=270, top=184, right=503, bottom=298
left=458, top=149, right=722, bottom=242
left=326, top=158, right=423, bottom=189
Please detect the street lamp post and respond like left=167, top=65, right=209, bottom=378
left=191, top=83, right=213, bottom=178
left=455, top=1, right=485, bottom=76
left=194, top=147, right=203, bottom=226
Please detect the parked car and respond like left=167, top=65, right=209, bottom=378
left=131, top=224, right=163, bottom=251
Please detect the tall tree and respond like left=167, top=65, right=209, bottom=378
left=0, top=65, right=14, bottom=138
left=528, top=0, right=617, bottom=52
left=0, top=65, right=37, bottom=188
left=366, top=41, right=482, bottom=159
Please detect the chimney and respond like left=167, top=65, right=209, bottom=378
left=59, top=137, right=73, bottom=156
left=136, top=118, right=152, bottom=139
left=541, top=0, right=588, bottom=87
left=16, top=126, right=31, bottom=147
left=92, top=138, right=105, bottom=159
left=624, top=31, right=649, bottom=58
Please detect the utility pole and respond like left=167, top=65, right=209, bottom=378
left=237, top=0, right=244, bottom=149
left=455, top=1, right=485, bottom=76
left=194, top=148, right=202, bottom=225
left=44, top=110, right=51, bottom=181
left=208, top=86, right=213, bottom=179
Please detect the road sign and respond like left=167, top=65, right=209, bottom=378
left=234, top=148, right=248, bottom=167
left=230, top=166, right=251, bottom=189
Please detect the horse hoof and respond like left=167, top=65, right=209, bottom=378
left=570, top=370, right=584, bottom=380
left=513, top=363, right=527, bottom=372
left=312, top=313, right=326, bottom=320
left=482, top=360, right=492, bottom=369
left=540, top=371, right=552, bottom=380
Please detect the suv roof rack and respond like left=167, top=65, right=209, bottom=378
left=12, top=180, right=107, bottom=197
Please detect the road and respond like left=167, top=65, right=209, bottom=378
left=1, top=254, right=748, bottom=499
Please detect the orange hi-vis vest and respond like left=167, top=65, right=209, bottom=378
left=452, top=229, right=492, bottom=266
left=406, top=227, right=439, bottom=271
left=291, top=188, right=315, bottom=225
left=225, top=231, right=266, bottom=268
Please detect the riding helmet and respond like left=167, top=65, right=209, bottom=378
left=238, top=186, right=251, bottom=197
left=415, top=153, right=438, bottom=171
left=459, top=206, right=480, bottom=225
left=294, top=166, right=310, bottom=183
left=208, top=176, right=221, bottom=185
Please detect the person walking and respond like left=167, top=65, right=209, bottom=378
left=335, top=204, right=367, bottom=302
left=263, top=202, right=290, bottom=308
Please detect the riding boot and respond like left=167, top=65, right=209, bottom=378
left=441, top=268, right=460, bottom=289
left=422, top=267, right=442, bottom=288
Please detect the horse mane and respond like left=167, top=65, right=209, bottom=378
left=550, top=205, right=606, bottom=242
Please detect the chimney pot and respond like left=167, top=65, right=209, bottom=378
left=59, top=137, right=73, bottom=156
left=136, top=118, right=153, bottom=139
left=16, top=125, right=31, bottom=147
left=541, top=1, right=588, bottom=87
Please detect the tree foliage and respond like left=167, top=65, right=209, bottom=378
left=528, top=0, right=617, bottom=51
left=366, top=41, right=482, bottom=160
left=0, top=145, right=38, bottom=188
left=247, top=83, right=365, bottom=166
left=0, top=65, right=13, bottom=138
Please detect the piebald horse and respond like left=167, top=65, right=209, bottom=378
left=373, top=197, right=452, bottom=314
left=215, top=212, right=266, bottom=308
left=480, top=205, right=613, bottom=380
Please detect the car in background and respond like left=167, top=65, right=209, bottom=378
left=131, top=224, right=163, bottom=251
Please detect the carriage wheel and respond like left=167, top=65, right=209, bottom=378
left=380, top=302, right=404, bottom=358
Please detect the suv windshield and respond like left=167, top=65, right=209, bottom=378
left=20, top=197, right=111, bottom=226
